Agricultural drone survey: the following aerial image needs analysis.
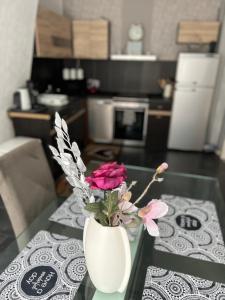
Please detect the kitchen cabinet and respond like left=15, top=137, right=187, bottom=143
left=35, top=6, right=73, bottom=58
left=72, top=20, right=109, bottom=59
left=177, top=21, right=220, bottom=44
left=8, top=100, right=87, bottom=178
left=146, top=100, right=172, bottom=151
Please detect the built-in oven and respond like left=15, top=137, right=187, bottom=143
left=112, top=97, right=149, bottom=146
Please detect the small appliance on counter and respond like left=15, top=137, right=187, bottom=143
left=159, top=79, right=174, bottom=99
left=12, top=81, right=47, bottom=112
left=13, top=88, right=31, bottom=111
left=87, top=78, right=101, bottom=94
left=37, top=94, right=69, bottom=107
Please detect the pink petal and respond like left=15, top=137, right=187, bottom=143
left=119, top=201, right=138, bottom=213
left=92, top=176, right=124, bottom=190
left=99, top=162, right=117, bottom=170
left=146, top=219, right=159, bottom=236
left=85, top=176, right=92, bottom=183
left=92, top=169, right=110, bottom=177
left=156, top=162, right=168, bottom=174
left=145, top=200, right=168, bottom=220
left=120, top=214, right=133, bottom=224
left=109, top=168, right=126, bottom=177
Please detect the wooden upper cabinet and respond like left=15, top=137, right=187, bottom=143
left=73, top=20, right=109, bottom=59
left=35, top=6, right=73, bottom=58
left=177, top=21, right=220, bottom=44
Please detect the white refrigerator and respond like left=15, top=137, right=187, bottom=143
left=168, top=53, right=219, bottom=151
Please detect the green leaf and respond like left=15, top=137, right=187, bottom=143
left=96, top=212, right=108, bottom=226
left=104, top=191, right=118, bottom=214
left=85, top=202, right=103, bottom=213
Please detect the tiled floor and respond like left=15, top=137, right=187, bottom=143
left=0, top=148, right=225, bottom=254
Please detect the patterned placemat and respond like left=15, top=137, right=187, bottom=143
left=0, top=230, right=86, bottom=299
left=142, top=266, right=225, bottom=299
left=49, top=191, right=104, bottom=230
left=154, top=195, right=225, bottom=264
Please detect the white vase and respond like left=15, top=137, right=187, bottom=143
left=83, top=217, right=131, bottom=293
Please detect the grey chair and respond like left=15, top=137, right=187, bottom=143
left=0, top=137, right=56, bottom=237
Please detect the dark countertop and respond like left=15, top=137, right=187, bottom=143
left=8, top=96, right=86, bottom=125
left=8, top=91, right=173, bottom=121
left=87, top=91, right=173, bottom=108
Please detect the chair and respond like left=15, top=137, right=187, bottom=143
left=0, top=137, right=56, bottom=237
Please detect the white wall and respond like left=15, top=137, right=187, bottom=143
left=207, top=7, right=225, bottom=148
left=39, top=0, right=63, bottom=15
left=150, top=0, right=221, bottom=60
left=63, top=0, right=123, bottom=54
left=0, top=0, right=38, bottom=143
left=63, top=0, right=221, bottom=59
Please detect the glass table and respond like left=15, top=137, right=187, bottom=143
left=1, top=161, right=225, bottom=300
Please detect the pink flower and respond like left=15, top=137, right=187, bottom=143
left=119, top=201, right=138, bottom=214
left=86, top=162, right=127, bottom=190
left=156, top=162, right=168, bottom=174
left=111, top=201, right=138, bottom=226
left=138, top=199, right=168, bottom=236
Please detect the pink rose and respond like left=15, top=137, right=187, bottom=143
left=86, top=162, right=127, bottom=190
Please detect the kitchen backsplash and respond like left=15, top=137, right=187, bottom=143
left=31, top=58, right=176, bottom=95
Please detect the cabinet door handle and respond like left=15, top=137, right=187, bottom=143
left=148, top=110, right=171, bottom=117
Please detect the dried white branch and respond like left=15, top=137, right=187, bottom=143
left=49, top=112, right=94, bottom=204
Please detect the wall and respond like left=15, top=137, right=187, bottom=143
left=62, top=0, right=222, bottom=60
left=0, top=0, right=38, bottom=143
left=63, top=0, right=123, bottom=55
left=80, top=60, right=176, bottom=94
left=150, top=0, right=221, bottom=60
left=32, top=58, right=176, bottom=95
left=207, top=5, right=225, bottom=149
left=39, top=0, right=63, bottom=15
left=121, top=0, right=153, bottom=54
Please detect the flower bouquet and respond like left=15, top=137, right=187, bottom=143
left=49, top=113, right=168, bottom=293
left=85, top=161, right=168, bottom=236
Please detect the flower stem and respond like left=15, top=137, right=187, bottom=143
left=133, top=174, right=157, bottom=205
left=106, top=191, right=112, bottom=226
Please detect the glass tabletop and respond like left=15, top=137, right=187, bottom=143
left=1, top=161, right=225, bottom=300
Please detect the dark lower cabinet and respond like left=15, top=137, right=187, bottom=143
left=146, top=114, right=171, bottom=151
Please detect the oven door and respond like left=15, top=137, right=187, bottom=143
left=113, top=102, right=148, bottom=146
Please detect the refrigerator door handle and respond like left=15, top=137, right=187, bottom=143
left=175, top=87, right=196, bottom=93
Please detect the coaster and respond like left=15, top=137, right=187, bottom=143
left=0, top=230, right=86, bottom=299
left=154, top=195, right=225, bottom=264
left=142, top=266, right=225, bottom=299
left=49, top=191, right=104, bottom=230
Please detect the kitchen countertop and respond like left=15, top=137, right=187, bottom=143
left=8, top=96, right=86, bottom=123
left=87, top=92, right=172, bottom=105
left=8, top=92, right=172, bottom=122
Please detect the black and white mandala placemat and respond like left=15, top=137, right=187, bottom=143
left=142, top=266, right=225, bottom=299
left=49, top=194, right=86, bottom=230
left=49, top=191, right=104, bottom=230
left=154, top=195, right=225, bottom=264
left=0, top=230, right=86, bottom=299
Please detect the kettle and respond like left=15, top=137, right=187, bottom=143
left=13, top=88, right=31, bottom=111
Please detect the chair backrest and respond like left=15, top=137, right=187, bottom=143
left=0, top=194, right=15, bottom=248
left=0, top=137, right=56, bottom=237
